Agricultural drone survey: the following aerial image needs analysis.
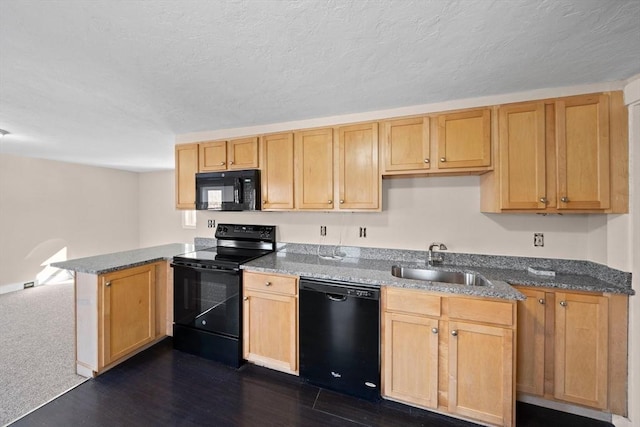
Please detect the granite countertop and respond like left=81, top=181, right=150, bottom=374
left=51, top=243, right=194, bottom=274
left=241, top=244, right=634, bottom=300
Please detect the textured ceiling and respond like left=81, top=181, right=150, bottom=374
left=1, top=0, right=639, bottom=171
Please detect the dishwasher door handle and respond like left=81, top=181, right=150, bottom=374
left=326, top=293, right=347, bottom=302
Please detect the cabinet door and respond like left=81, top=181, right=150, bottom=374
left=294, top=128, right=334, bottom=210
left=554, top=292, right=608, bottom=409
left=175, top=144, right=199, bottom=209
left=100, top=264, right=156, bottom=367
left=499, top=103, right=547, bottom=210
left=556, top=94, right=610, bottom=210
left=228, top=137, right=259, bottom=169
left=199, top=140, right=228, bottom=171
left=515, top=287, right=546, bottom=396
left=449, top=321, right=514, bottom=427
left=383, top=312, right=439, bottom=409
left=381, top=117, right=430, bottom=172
left=437, top=109, right=491, bottom=169
left=338, top=123, right=379, bottom=210
left=261, top=133, right=294, bottom=210
left=243, top=289, right=298, bottom=374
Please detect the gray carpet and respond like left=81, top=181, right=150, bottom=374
left=0, top=282, right=86, bottom=426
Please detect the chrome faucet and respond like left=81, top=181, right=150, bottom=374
left=427, top=242, right=448, bottom=266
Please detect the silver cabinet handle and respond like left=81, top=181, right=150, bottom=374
left=265, top=282, right=272, bottom=287
left=230, top=161, right=234, bottom=165
left=424, top=159, right=430, bottom=163
left=560, top=197, right=569, bottom=203
left=219, top=161, right=225, bottom=166
left=539, top=197, right=548, bottom=204
left=451, top=330, right=458, bottom=336
left=560, top=300, right=567, bottom=307
left=328, top=200, right=332, bottom=204
left=538, top=298, right=545, bottom=304
left=431, top=328, right=438, bottom=334
left=105, top=281, right=111, bottom=287
left=440, top=157, right=446, bottom=162
left=339, top=200, right=344, bottom=204
left=243, top=297, right=248, bottom=301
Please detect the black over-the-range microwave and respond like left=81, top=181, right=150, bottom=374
left=195, top=169, right=261, bottom=211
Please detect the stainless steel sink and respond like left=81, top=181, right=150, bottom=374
left=391, top=265, right=488, bottom=286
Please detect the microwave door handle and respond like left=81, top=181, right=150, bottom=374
left=235, top=178, right=243, bottom=204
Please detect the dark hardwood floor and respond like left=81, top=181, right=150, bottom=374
left=11, top=339, right=613, bottom=427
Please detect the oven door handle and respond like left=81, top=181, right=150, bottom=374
left=170, top=263, right=239, bottom=273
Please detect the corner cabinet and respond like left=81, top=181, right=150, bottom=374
left=382, top=287, right=516, bottom=427
left=175, top=143, right=199, bottom=209
left=481, top=92, right=628, bottom=213
left=75, top=262, right=169, bottom=377
left=243, top=271, right=299, bottom=375
left=514, top=286, right=629, bottom=417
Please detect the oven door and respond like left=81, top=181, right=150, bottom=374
left=173, top=264, right=241, bottom=338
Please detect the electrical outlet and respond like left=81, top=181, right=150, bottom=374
left=359, top=227, right=367, bottom=238
left=23, top=281, right=34, bottom=289
left=320, top=226, right=327, bottom=236
left=207, top=220, right=215, bottom=228
left=534, top=233, right=544, bottom=247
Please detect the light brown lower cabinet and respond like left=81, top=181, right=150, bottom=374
left=382, top=287, right=516, bottom=427
left=243, top=271, right=298, bottom=375
left=514, top=286, right=628, bottom=416
left=75, top=262, right=169, bottom=377
left=383, top=312, right=439, bottom=409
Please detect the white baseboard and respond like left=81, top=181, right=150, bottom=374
left=0, top=280, right=41, bottom=295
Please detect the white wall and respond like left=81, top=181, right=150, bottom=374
left=0, top=154, right=140, bottom=291
left=612, top=76, right=640, bottom=427
left=139, top=170, right=591, bottom=259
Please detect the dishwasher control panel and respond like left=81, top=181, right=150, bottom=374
left=347, top=289, right=375, bottom=298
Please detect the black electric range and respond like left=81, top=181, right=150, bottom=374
left=171, top=224, right=276, bottom=367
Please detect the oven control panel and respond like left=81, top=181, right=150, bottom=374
left=215, top=224, right=276, bottom=241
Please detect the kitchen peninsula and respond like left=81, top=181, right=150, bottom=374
left=53, top=244, right=193, bottom=378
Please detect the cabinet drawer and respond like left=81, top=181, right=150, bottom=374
left=448, top=297, right=514, bottom=326
left=244, top=271, right=298, bottom=295
left=384, top=287, right=441, bottom=317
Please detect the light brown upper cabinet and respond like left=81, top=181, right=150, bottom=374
left=294, top=124, right=380, bottom=211
left=338, top=123, right=380, bottom=210
left=498, top=102, right=548, bottom=210
left=175, top=143, right=199, bottom=210
left=199, top=137, right=259, bottom=172
left=381, top=117, right=430, bottom=173
left=481, top=92, right=628, bottom=213
left=261, top=133, right=295, bottom=210
left=556, top=94, right=610, bottom=210
left=436, top=108, right=492, bottom=169
left=294, top=128, right=335, bottom=210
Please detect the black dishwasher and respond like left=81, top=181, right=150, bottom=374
left=299, top=278, right=380, bottom=401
